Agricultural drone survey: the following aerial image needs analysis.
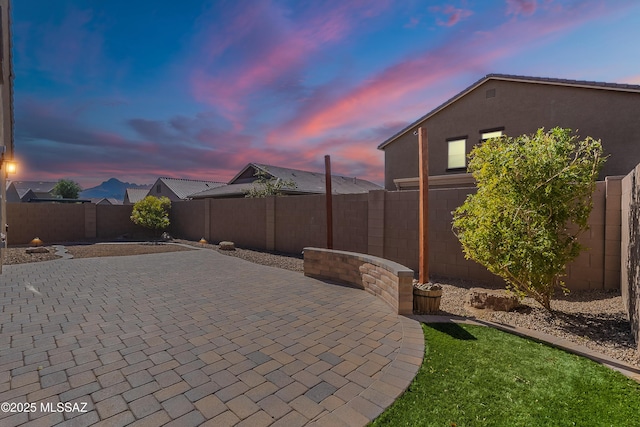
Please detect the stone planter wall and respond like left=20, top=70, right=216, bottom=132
left=303, top=247, right=414, bottom=315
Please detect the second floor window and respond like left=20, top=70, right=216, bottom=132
left=480, top=128, right=504, bottom=141
left=447, top=138, right=466, bottom=170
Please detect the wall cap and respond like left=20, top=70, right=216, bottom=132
left=303, top=247, right=414, bottom=277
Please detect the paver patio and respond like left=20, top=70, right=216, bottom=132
left=0, top=248, right=424, bottom=426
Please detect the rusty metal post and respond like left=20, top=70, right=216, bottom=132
left=418, top=127, right=429, bottom=283
left=325, top=155, right=333, bottom=249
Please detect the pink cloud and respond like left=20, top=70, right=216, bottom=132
left=506, top=0, right=538, bottom=16
left=190, top=0, right=391, bottom=125
left=436, top=5, right=474, bottom=27
left=623, top=74, right=640, bottom=84
left=404, top=16, right=421, bottom=28
left=268, top=0, right=610, bottom=147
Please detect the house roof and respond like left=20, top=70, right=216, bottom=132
left=377, top=73, right=640, bottom=150
left=190, top=163, right=382, bottom=198
left=124, top=188, right=149, bottom=204
left=8, top=181, right=57, bottom=200
left=157, top=177, right=226, bottom=199
left=90, top=197, right=122, bottom=205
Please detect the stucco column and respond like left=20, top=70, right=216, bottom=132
left=204, top=199, right=211, bottom=242
left=266, top=196, right=275, bottom=251
left=368, top=189, right=386, bottom=258
left=603, top=176, right=623, bottom=290
left=84, top=203, right=97, bottom=239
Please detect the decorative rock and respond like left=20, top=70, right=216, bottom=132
left=466, top=288, right=520, bottom=311
left=26, top=247, right=49, bottom=254
left=219, top=241, right=235, bottom=251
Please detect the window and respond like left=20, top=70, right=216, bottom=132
left=156, top=184, right=161, bottom=193
left=447, top=138, right=466, bottom=170
left=480, top=128, right=504, bottom=141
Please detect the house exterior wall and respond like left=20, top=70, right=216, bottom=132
left=5, top=186, right=20, bottom=203
left=383, top=80, right=640, bottom=189
left=149, top=179, right=180, bottom=201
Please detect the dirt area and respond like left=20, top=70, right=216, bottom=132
left=2, top=240, right=637, bottom=368
left=3, top=242, right=194, bottom=264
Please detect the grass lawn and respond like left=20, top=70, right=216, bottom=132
left=371, top=323, right=640, bottom=427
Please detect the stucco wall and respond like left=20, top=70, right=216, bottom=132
left=383, top=80, right=640, bottom=189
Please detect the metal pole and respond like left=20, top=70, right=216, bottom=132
left=418, top=127, right=429, bottom=283
left=324, top=155, right=333, bottom=249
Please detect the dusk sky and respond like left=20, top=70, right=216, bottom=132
left=12, top=0, right=640, bottom=188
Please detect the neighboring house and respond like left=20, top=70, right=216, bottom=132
left=6, top=181, right=57, bottom=202
left=378, top=74, right=640, bottom=190
left=123, top=188, right=150, bottom=205
left=90, top=198, right=122, bottom=205
left=190, top=163, right=382, bottom=199
left=148, top=177, right=226, bottom=201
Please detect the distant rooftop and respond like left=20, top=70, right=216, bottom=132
left=157, top=177, right=226, bottom=200
left=191, top=163, right=382, bottom=198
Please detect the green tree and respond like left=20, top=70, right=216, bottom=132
left=244, top=168, right=297, bottom=198
left=130, top=196, right=171, bottom=237
left=452, top=128, right=606, bottom=310
left=52, top=179, right=82, bottom=199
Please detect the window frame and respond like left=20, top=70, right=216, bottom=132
left=479, top=127, right=505, bottom=143
left=446, top=135, right=468, bottom=172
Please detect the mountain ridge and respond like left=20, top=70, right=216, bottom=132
left=80, top=178, right=151, bottom=201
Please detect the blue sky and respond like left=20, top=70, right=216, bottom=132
left=11, top=0, right=640, bottom=188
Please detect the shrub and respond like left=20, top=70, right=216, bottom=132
left=130, top=196, right=171, bottom=237
left=244, top=168, right=297, bottom=198
left=52, top=179, right=82, bottom=199
left=452, top=128, right=606, bottom=310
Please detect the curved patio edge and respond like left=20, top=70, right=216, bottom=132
left=309, top=316, right=425, bottom=427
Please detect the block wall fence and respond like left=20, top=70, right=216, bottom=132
left=1, top=172, right=633, bottom=294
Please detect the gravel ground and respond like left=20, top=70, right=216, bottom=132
left=435, top=277, right=639, bottom=368
left=174, top=239, right=304, bottom=272
left=3, top=240, right=637, bottom=368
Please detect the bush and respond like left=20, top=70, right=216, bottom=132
left=52, top=179, right=82, bottom=199
left=452, top=128, right=606, bottom=310
left=244, top=168, right=297, bottom=198
left=130, top=196, right=171, bottom=237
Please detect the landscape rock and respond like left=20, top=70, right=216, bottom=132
left=219, top=241, right=236, bottom=251
left=466, top=287, right=520, bottom=311
left=26, top=247, right=49, bottom=254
